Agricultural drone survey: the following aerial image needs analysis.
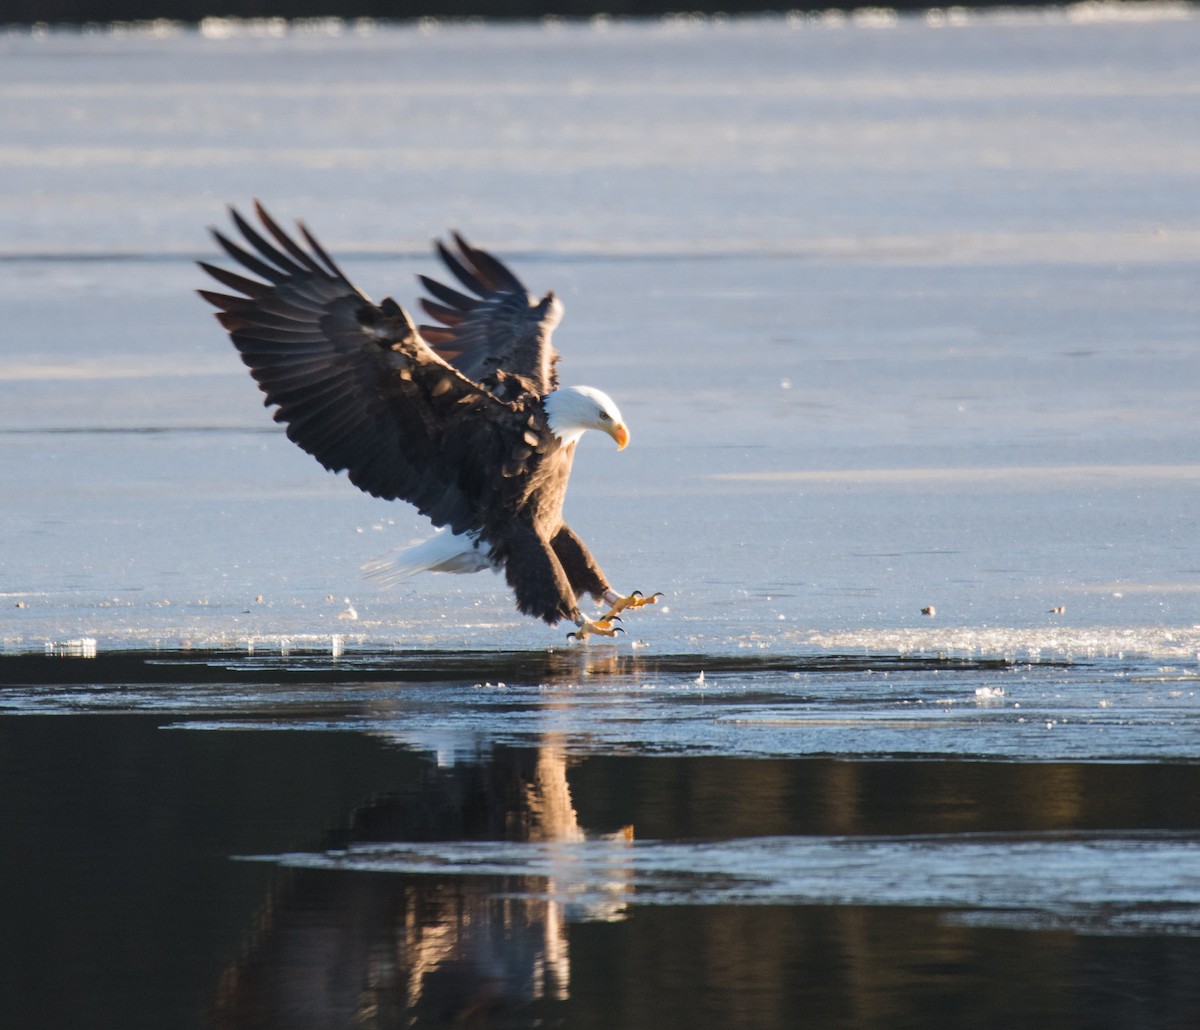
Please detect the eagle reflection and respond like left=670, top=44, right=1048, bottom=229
left=213, top=740, right=630, bottom=1028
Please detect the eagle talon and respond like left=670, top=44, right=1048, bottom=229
left=601, top=590, right=663, bottom=621
left=568, top=615, right=624, bottom=642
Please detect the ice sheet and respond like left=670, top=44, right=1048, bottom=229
left=1, top=11, right=1198, bottom=658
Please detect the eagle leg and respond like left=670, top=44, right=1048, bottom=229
left=600, top=590, right=663, bottom=623
left=567, top=615, right=624, bottom=643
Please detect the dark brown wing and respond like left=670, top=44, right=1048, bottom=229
left=418, top=233, right=562, bottom=397
left=198, top=202, right=523, bottom=536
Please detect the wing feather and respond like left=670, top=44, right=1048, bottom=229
left=199, top=202, right=523, bottom=536
left=212, top=230, right=291, bottom=285
left=451, top=231, right=526, bottom=293
left=420, top=300, right=466, bottom=327
left=417, top=234, right=562, bottom=395
left=197, top=265, right=269, bottom=298
left=418, top=274, right=475, bottom=311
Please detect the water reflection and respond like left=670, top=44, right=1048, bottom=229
left=209, top=733, right=1200, bottom=1028
left=4, top=707, right=1200, bottom=1030
left=213, top=742, right=630, bottom=1028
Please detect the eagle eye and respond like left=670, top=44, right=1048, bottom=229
left=599, top=411, right=611, bottom=422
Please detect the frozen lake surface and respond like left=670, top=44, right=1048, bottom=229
left=2, top=7, right=1199, bottom=1029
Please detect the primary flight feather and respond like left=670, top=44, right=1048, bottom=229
left=199, top=202, right=658, bottom=639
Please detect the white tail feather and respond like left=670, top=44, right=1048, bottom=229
left=362, top=529, right=494, bottom=588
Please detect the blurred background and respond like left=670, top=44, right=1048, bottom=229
left=11, top=0, right=1067, bottom=27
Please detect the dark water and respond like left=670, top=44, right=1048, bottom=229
left=3, top=649, right=1200, bottom=1029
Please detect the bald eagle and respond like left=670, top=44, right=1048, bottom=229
left=199, top=203, right=658, bottom=639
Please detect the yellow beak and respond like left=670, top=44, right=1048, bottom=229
left=609, top=422, right=630, bottom=451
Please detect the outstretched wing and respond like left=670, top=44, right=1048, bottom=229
left=198, top=202, right=520, bottom=535
left=418, top=233, right=562, bottom=397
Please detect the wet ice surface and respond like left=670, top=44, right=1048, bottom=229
left=249, top=831, right=1200, bottom=936
left=5, top=648, right=1200, bottom=763
left=3, top=9, right=1200, bottom=1029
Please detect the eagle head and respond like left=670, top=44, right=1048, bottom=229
left=544, top=386, right=629, bottom=450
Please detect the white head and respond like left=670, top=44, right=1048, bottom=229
left=543, top=386, right=629, bottom=450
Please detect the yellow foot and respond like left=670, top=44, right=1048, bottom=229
left=602, top=590, right=663, bottom=622
left=567, top=616, right=624, bottom=642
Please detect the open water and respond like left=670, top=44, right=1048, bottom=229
left=2, top=7, right=1199, bottom=1028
